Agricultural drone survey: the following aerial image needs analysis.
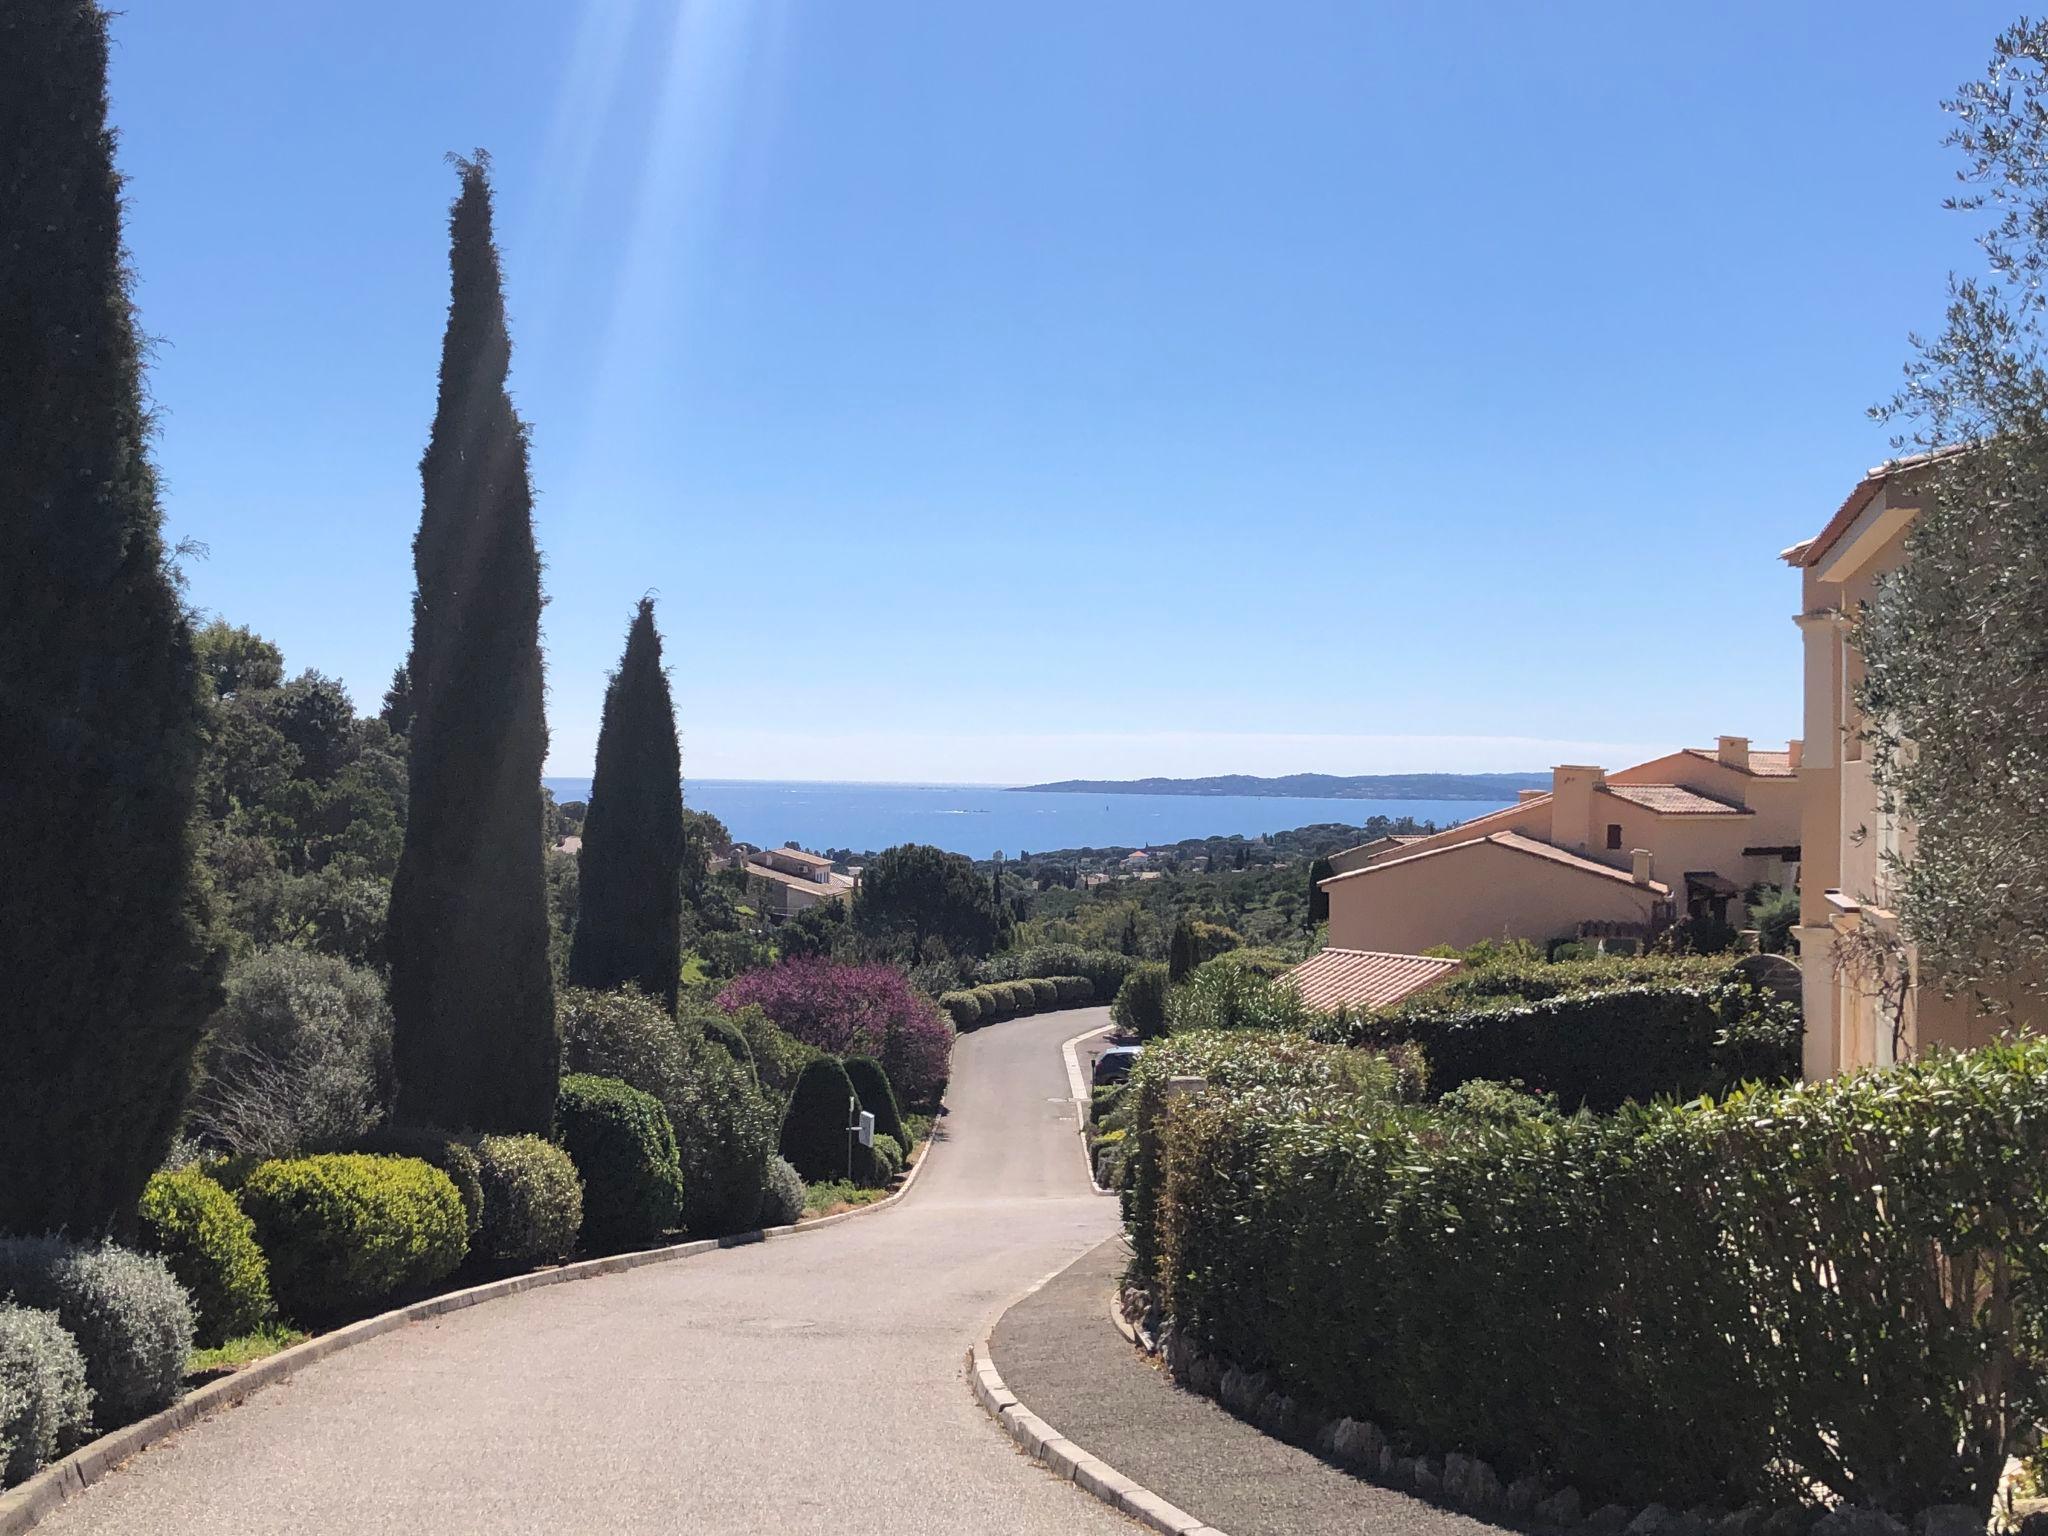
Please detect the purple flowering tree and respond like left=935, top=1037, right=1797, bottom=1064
left=718, top=958, right=955, bottom=1107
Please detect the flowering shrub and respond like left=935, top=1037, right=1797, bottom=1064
left=718, top=959, right=953, bottom=1108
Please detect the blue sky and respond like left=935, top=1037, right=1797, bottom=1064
left=109, top=2, right=2008, bottom=781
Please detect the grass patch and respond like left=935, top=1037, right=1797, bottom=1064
left=801, top=1180, right=889, bottom=1218
left=188, top=1324, right=307, bottom=1376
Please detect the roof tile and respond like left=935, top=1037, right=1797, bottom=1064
left=1283, top=948, right=1461, bottom=1013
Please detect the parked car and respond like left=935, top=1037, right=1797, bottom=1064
left=1092, top=1044, right=1143, bottom=1089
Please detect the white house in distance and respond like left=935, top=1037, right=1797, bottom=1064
left=744, top=845, right=857, bottom=919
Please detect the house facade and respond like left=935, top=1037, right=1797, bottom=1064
left=1319, top=738, right=1801, bottom=955
left=1782, top=456, right=2011, bottom=1077
left=744, top=845, right=858, bottom=919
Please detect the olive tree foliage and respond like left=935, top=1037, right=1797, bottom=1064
left=1863, top=22, right=2048, bottom=1014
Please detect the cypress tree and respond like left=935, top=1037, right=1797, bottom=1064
left=567, top=599, right=683, bottom=1010
left=1307, top=855, right=1335, bottom=926
left=387, top=155, right=556, bottom=1133
left=1168, top=915, right=1198, bottom=983
left=0, top=1, right=224, bottom=1235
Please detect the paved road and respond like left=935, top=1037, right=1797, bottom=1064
left=44, top=1008, right=1124, bottom=1536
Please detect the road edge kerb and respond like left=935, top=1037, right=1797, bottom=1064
left=0, top=1114, right=941, bottom=1536
left=968, top=1337, right=1226, bottom=1536
left=1059, top=1021, right=1117, bottom=1196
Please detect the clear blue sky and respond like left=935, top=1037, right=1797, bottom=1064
left=107, top=2, right=2010, bottom=781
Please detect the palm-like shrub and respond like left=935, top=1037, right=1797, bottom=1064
left=239, top=1155, right=467, bottom=1322
left=778, top=1058, right=859, bottom=1183
left=718, top=959, right=954, bottom=1108
left=0, top=1305, right=92, bottom=1486
left=137, top=1169, right=273, bottom=1347
left=0, top=1238, right=194, bottom=1428
left=472, top=1136, right=582, bottom=1269
left=555, top=1075, right=683, bottom=1252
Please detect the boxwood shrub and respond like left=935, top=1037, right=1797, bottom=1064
left=844, top=1055, right=912, bottom=1155
left=936, top=991, right=984, bottom=1029
left=137, top=1168, right=274, bottom=1347
left=0, top=1304, right=92, bottom=1486
left=1025, top=978, right=1057, bottom=1010
left=0, top=1238, right=194, bottom=1428
left=1133, top=1034, right=2048, bottom=1518
left=472, top=1136, right=583, bottom=1269
left=977, top=946, right=1138, bottom=1000
left=349, top=1126, right=484, bottom=1238
left=760, top=1156, right=806, bottom=1228
left=1051, top=975, right=1093, bottom=1006
left=779, top=1057, right=858, bottom=1183
left=556, top=1074, right=684, bottom=1253
left=240, top=1155, right=468, bottom=1322
left=869, top=1133, right=903, bottom=1182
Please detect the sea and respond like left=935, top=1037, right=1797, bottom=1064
left=541, top=778, right=1510, bottom=861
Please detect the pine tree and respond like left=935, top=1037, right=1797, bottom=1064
left=568, top=599, right=683, bottom=1010
left=0, top=0, right=224, bottom=1235
left=387, top=155, right=556, bottom=1134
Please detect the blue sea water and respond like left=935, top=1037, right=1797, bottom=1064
left=541, top=778, right=1507, bottom=861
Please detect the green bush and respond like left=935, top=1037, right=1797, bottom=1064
left=937, top=990, right=984, bottom=1029
left=559, top=986, right=688, bottom=1107
left=1166, top=961, right=1313, bottom=1034
left=0, top=1304, right=92, bottom=1486
left=779, top=1058, right=859, bottom=1183
left=1051, top=975, right=1093, bottom=1006
left=671, top=1033, right=778, bottom=1237
left=760, top=1156, right=806, bottom=1227
left=349, top=1127, right=484, bottom=1238
left=844, top=1056, right=912, bottom=1155
left=1027, top=978, right=1059, bottom=1010
left=716, top=1002, right=821, bottom=1101
left=700, top=1013, right=756, bottom=1083
left=1319, top=981, right=1801, bottom=1111
left=0, top=1238, right=194, bottom=1428
left=136, top=1169, right=273, bottom=1347
left=472, top=1136, right=583, bottom=1269
left=999, top=981, right=1035, bottom=1016
left=978, top=946, right=1138, bottom=999
left=239, top=1155, right=468, bottom=1322
left=1134, top=1036, right=2048, bottom=1519
left=870, top=1133, right=903, bottom=1181
left=556, top=1075, right=685, bottom=1253
left=1111, top=963, right=1170, bottom=1040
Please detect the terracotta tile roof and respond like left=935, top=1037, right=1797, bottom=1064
left=758, top=846, right=834, bottom=869
left=1283, top=948, right=1462, bottom=1013
left=1682, top=747, right=1796, bottom=778
left=1787, top=447, right=1961, bottom=569
left=1322, top=829, right=1671, bottom=897
left=1600, top=783, right=1752, bottom=816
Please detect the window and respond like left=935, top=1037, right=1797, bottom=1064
left=1605, top=823, right=1623, bottom=851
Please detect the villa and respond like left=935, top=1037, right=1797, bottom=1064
left=744, top=844, right=858, bottom=919
left=1318, top=737, right=1801, bottom=955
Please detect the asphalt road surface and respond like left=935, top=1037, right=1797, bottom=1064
left=42, top=1007, right=1123, bottom=1536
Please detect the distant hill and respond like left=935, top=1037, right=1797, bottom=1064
left=1009, top=772, right=1548, bottom=802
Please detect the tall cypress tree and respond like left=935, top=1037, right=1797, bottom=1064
left=0, top=1, right=223, bottom=1235
left=567, top=599, right=683, bottom=1010
left=387, top=155, right=556, bottom=1133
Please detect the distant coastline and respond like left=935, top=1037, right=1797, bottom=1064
left=1007, top=771, right=1548, bottom=802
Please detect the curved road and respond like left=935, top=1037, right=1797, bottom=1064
left=43, top=1009, right=1124, bottom=1535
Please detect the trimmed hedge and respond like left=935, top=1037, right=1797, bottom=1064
left=556, top=1074, right=684, bottom=1252
left=1133, top=1035, right=2048, bottom=1518
left=350, top=1126, right=485, bottom=1238
left=473, top=1136, right=583, bottom=1269
left=137, top=1169, right=274, bottom=1347
left=936, top=990, right=983, bottom=1029
left=0, top=1238, right=194, bottom=1428
left=240, top=1155, right=468, bottom=1322
left=1027, top=978, right=1059, bottom=1010
left=943, top=975, right=1094, bottom=1031
left=1112, top=963, right=1170, bottom=1040
left=0, top=1304, right=92, bottom=1486
left=1052, top=975, right=1093, bottom=1006
left=844, top=1055, right=912, bottom=1155
left=779, top=1057, right=858, bottom=1183
left=1316, top=981, right=1801, bottom=1112
left=977, top=946, right=1138, bottom=999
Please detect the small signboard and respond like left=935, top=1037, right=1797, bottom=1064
left=857, top=1111, right=876, bottom=1148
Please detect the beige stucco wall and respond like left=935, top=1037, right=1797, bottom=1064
left=1325, top=840, right=1663, bottom=953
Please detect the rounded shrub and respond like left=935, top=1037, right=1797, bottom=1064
left=556, top=1075, right=684, bottom=1253
left=843, top=1056, right=912, bottom=1156
left=1027, top=978, right=1059, bottom=1011
left=1052, top=976, right=1094, bottom=1006
left=239, top=1155, right=468, bottom=1323
left=0, top=1238, right=194, bottom=1428
left=1112, top=963, right=1170, bottom=1040
left=349, top=1126, right=484, bottom=1238
left=871, top=1133, right=903, bottom=1180
left=672, top=1034, right=778, bottom=1238
left=0, top=1304, right=92, bottom=1486
left=472, top=1136, right=583, bottom=1269
left=937, top=991, right=983, bottom=1030
left=137, top=1169, right=273, bottom=1347
left=700, top=1014, right=756, bottom=1083
left=778, top=1057, right=859, bottom=1183
left=971, top=985, right=1007, bottom=1022
left=760, top=1157, right=806, bottom=1228
left=999, top=981, right=1035, bottom=1018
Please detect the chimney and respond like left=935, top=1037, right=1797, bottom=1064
left=1517, top=788, right=1544, bottom=803
left=1550, top=764, right=1605, bottom=853
left=1717, top=735, right=1751, bottom=771
left=1631, top=848, right=1653, bottom=886
left=1787, top=739, right=1804, bottom=769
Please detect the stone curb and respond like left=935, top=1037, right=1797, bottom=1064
left=968, top=1337, right=1227, bottom=1536
left=0, top=1125, right=939, bottom=1536
left=1059, top=1021, right=1119, bottom=1197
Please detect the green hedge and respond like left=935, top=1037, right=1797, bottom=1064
left=240, top=1154, right=468, bottom=1322
left=349, top=1126, right=484, bottom=1238
left=941, top=975, right=1094, bottom=1031
left=779, top=1057, right=858, bottom=1183
left=977, top=947, right=1137, bottom=999
left=936, top=990, right=983, bottom=1028
left=870, top=1133, right=903, bottom=1181
left=1165, top=963, right=1314, bottom=1035
left=0, top=1238, right=194, bottom=1429
left=1316, top=981, right=1801, bottom=1111
left=1026, top=978, right=1059, bottom=1010
left=137, top=1169, right=273, bottom=1347
left=556, top=1074, right=684, bottom=1253
left=844, top=1056, right=912, bottom=1156
left=1134, top=1036, right=2048, bottom=1518
left=1111, top=963, right=1170, bottom=1040
left=473, top=1136, right=583, bottom=1269
left=1052, top=975, right=1093, bottom=1006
